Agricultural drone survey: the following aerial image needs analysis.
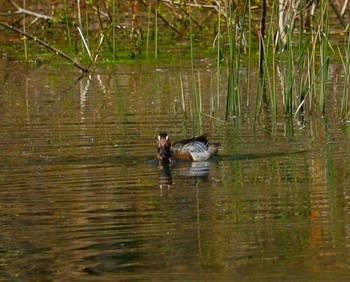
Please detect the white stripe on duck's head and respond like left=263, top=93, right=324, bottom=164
left=156, top=132, right=172, bottom=161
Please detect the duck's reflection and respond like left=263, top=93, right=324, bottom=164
left=159, top=162, right=173, bottom=189
left=158, top=161, right=212, bottom=192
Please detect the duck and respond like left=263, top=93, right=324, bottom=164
left=156, top=132, right=220, bottom=162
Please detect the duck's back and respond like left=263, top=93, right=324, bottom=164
left=172, top=136, right=212, bottom=161
left=183, top=141, right=211, bottom=161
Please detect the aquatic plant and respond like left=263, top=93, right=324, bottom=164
left=64, top=0, right=72, bottom=51
left=112, top=0, right=117, bottom=60
left=216, top=5, right=222, bottom=112
left=146, top=4, right=151, bottom=59
left=340, top=30, right=350, bottom=120
left=319, top=1, right=330, bottom=115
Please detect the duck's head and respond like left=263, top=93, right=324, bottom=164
left=156, top=133, right=172, bottom=161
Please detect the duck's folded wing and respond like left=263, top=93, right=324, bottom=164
left=183, top=141, right=211, bottom=161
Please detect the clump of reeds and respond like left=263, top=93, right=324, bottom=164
left=2, top=0, right=350, bottom=121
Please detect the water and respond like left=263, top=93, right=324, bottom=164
left=1, top=58, right=350, bottom=280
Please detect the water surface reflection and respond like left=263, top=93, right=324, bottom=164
left=1, top=60, right=350, bottom=280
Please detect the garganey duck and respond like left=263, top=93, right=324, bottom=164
left=156, top=133, right=220, bottom=162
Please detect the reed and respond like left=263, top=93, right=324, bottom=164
left=146, top=4, right=151, bottom=59
left=85, top=5, right=90, bottom=53
left=296, top=1, right=306, bottom=116
left=76, top=0, right=85, bottom=55
left=275, top=3, right=295, bottom=116
left=254, top=0, right=277, bottom=120
left=196, top=70, right=203, bottom=132
left=246, top=0, right=252, bottom=107
left=294, top=40, right=312, bottom=116
left=264, top=2, right=278, bottom=116
left=271, top=2, right=279, bottom=116
left=340, top=31, right=350, bottom=119
left=233, top=3, right=246, bottom=115
left=294, top=1, right=321, bottom=117
left=112, top=0, right=117, bottom=60
left=154, top=1, right=158, bottom=60
left=189, top=12, right=204, bottom=134
left=189, top=9, right=198, bottom=117
left=63, top=0, right=72, bottom=50
left=179, top=73, right=186, bottom=115
left=285, top=25, right=294, bottom=115
left=254, top=1, right=265, bottom=120
left=295, top=52, right=325, bottom=117
left=225, top=0, right=240, bottom=120
left=319, top=1, right=330, bottom=114
left=307, top=23, right=318, bottom=113
left=216, top=6, right=221, bottom=112
left=22, top=0, right=28, bottom=61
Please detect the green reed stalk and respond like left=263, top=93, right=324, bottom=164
left=233, top=1, right=247, bottom=116
left=297, top=25, right=312, bottom=114
left=77, top=0, right=84, bottom=55
left=296, top=3, right=317, bottom=115
left=295, top=35, right=312, bottom=116
left=63, top=0, right=72, bottom=50
left=146, top=5, right=151, bottom=59
left=22, top=0, right=28, bottom=61
left=271, top=2, right=279, bottom=115
left=319, top=2, right=329, bottom=114
left=254, top=31, right=264, bottom=117
left=216, top=7, right=221, bottom=112
left=197, top=70, right=203, bottom=130
left=179, top=74, right=186, bottom=114
left=85, top=8, right=89, bottom=52
left=265, top=3, right=277, bottom=116
left=295, top=60, right=324, bottom=117
left=112, top=0, right=116, bottom=60
left=188, top=10, right=198, bottom=107
left=340, top=32, right=350, bottom=119
left=296, top=1, right=305, bottom=115
left=189, top=9, right=198, bottom=116
left=308, top=24, right=318, bottom=111
left=225, top=1, right=237, bottom=120
left=305, top=47, right=312, bottom=112
left=284, top=22, right=294, bottom=115
left=235, top=22, right=242, bottom=115
left=255, top=0, right=276, bottom=119
left=154, top=2, right=158, bottom=60
left=246, top=0, right=252, bottom=107
left=198, top=71, right=203, bottom=114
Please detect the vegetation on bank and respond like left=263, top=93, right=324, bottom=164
left=0, top=1, right=350, bottom=121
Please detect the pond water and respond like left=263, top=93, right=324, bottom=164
left=1, top=58, right=350, bottom=281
